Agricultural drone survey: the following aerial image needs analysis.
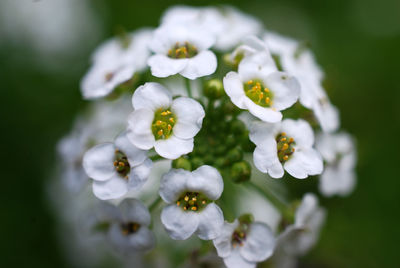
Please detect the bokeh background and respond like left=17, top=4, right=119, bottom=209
left=1, top=0, right=399, bottom=267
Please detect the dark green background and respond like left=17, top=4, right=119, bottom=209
left=1, top=0, right=399, bottom=267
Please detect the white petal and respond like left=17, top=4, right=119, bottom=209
left=127, top=109, right=155, bottom=150
left=171, top=97, right=205, bottom=139
left=319, top=167, right=356, bottom=197
left=213, top=220, right=239, bottom=258
left=179, top=50, right=217, bottom=79
left=281, top=119, right=314, bottom=148
left=223, top=72, right=246, bottom=109
left=159, top=168, right=192, bottom=203
left=154, top=135, right=194, bottom=159
left=92, top=175, right=128, bottom=200
left=119, top=198, right=151, bottom=226
left=127, top=227, right=155, bottom=251
left=313, top=99, right=340, bottom=133
left=243, top=97, right=282, bottom=123
left=253, top=139, right=284, bottom=178
left=240, top=222, right=275, bottom=262
left=265, top=72, right=300, bottom=111
left=295, top=193, right=318, bottom=227
left=196, top=203, right=224, bottom=240
left=284, top=148, right=323, bottom=179
left=223, top=248, right=256, bottom=268
left=132, top=82, right=172, bottom=111
left=188, top=165, right=224, bottom=200
left=114, top=131, right=147, bottom=166
left=161, top=204, right=199, bottom=240
left=148, top=54, right=188, bottom=78
left=248, top=121, right=278, bottom=145
left=128, top=158, right=153, bottom=192
left=83, top=143, right=116, bottom=181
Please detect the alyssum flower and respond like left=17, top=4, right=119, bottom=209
left=147, top=23, right=217, bottom=79
left=249, top=119, right=323, bottom=178
left=83, top=131, right=152, bottom=200
left=213, top=215, right=276, bottom=268
left=224, top=36, right=300, bottom=123
left=127, top=82, right=205, bottom=159
left=316, top=132, right=357, bottom=197
left=159, top=165, right=224, bottom=240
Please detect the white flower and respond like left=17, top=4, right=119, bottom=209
left=107, top=199, right=155, bottom=253
left=213, top=218, right=275, bottom=268
left=127, top=82, right=205, bottom=159
left=277, top=193, right=326, bottom=256
left=264, top=32, right=340, bottom=132
left=147, top=24, right=217, bottom=79
left=81, top=29, right=153, bottom=99
left=159, top=166, right=224, bottom=240
left=83, top=131, right=152, bottom=200
left=249, top=119, right=323, bottom=179
left=316, top=132, right=357, bottom=197
left=224, top=37, right=300, bottom=123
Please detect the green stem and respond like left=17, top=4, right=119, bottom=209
left=150, top=154, right=163, bottom=161
left=245, top=181, right=288, bottom=214
left=149, top=196, right=162, bottom=212
left=185, top=78, right=193, bottom=98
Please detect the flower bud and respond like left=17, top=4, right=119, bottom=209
left=230, top=120, right=246, bottom=135
left=172, top=157, right=192, bottom=171
left=204, top=79, right=225, bottom=99
left=227, top=147, right=243, bottom=163
left=230, top=160, right=251, bottom=183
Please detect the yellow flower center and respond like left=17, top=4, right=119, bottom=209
left=244, top=79, right=273, bottom=107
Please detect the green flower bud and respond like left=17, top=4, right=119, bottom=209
left=172, top=157, right=192, bottom=171
left=215, top=157, right=226, bottom=168
left=204, top=79, right=225, bottom=99
left=230, top=161, right=251, bottom=183
left=230, top=120, right=246, bottom=135
left=227, top=147, right=243, bottom=163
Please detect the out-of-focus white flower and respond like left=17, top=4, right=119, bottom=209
left=213, top=217, right=275, bottom=268
left=316, top=132, right=357, bottom=197
left=249, top=119, right=323, bottom=179
left=81, top=29, right=153, bottom=99
left=57, top=98, right=132, bottom=193
left=224, top=37, right=300, bottom=123
left=159, top=166, right=224, bottom=240
left=264, top=32, right=339, bottom=132
left=83, top=131, right=152, bottom=200
left=277, top=193, right=326, bottom=256
left=107, top=199, right=155, bottom=253
left=148, top=24, right=217, bottom=79
left=127, top=82, right=205, bottom=159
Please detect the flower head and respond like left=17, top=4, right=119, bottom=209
left=316, top=132, right=357, bottom=196
left=213, top=216, right=276, bottom=268
left=127, top=82, right=205, bottom=159
left=83, top=131, right=152, bottom=200
left=159, top=165, right=224, bottom=240
left=249, top=119, right=323, bottom=178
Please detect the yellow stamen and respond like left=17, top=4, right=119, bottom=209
left=191, top=206, right=197, bottom=211
left=264, top=87, right=270, bottom=93
left=283, top=155, right=289, bottom=161
left=280, top=137, right=287, bottom=142
left=247, top=80, right=253, bottom=85
left=176, top=201, right=180, bottom=206
left=169, top=117, right=174, bottom=123
left=157, top=129, right=163, bottom=136
left=265, top=97, right=270, bottom=104
left=167, top=124, right=172, bottom=131
left=156, top=120, right=163, bottom=126
left=282, top=143, right=289, bottom=150
left=289, top=138, right=294, bottom=143
left=184, top=196, right=189, bottom=202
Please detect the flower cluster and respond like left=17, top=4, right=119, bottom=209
left=54, top=5, right=357, bottom=268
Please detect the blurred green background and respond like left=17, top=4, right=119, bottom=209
left=1, top=0, right=399, bottom=267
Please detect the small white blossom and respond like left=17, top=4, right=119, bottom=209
left=249, top=119, right=323, bottom=179
left=316, top=132, right=357, bottom=197
left=83, top=131, right=152, bottom=200
left=277, top=193, right=326, bottom=256
left=148, top=24, right=217, bottom=79
left=127, top=82, right=205, bottom=159
left=81, top=29, right=153, bottom=99
left=213, top=219, right=275, bottom=268
left=224, top=36, right=300, bottom=123
left=159, top=166, right=224, bottom=240
left=264, top=32, right=340, bottom=132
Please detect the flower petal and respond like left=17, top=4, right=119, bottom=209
left=223, top=71, right=246, bottom=109
left=132, top=82, right=172, bottom=111
left=179, top=50, right=217, bottom=79
left=127, top=109, right=155, bottom=150
left=154, top=135, right=194, bottom=159
left=171, top=97, right=205, bottom=139
left=196, top=203, right=224, bottom=240
left=92, top=175, right=128, bottom=200
left=159, top=168, right=192, bottom=203
left=240, top=222, right=275, bottom=262
left=213, top=220, right=239, bottom=258
left=253, top=139, right=284, bottom=178
left=161, top=204, right=199, bottom=240
left=128, top=158, right=153, bottom=191
left=148, top=54, right=188, bottom=78
left=223, top=248, right=256, bottom=268
left=188, top=165, right=224, bottom=200
left=127, top=227, right=155, bottom=251
left=284, top=148, right=323, bottom=179
left=281, top=119, right=314, bottom=148
left=243, top=97, right=282, bottom=123
left=119, top=198, right=151, bottom=226
left=265, top=72, right=300, bottom=111
left=114, top=131, right=147, bottom=166
left=83, top=143, right=116, bottom=181
left=248, top=121, right=278, bottom=146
